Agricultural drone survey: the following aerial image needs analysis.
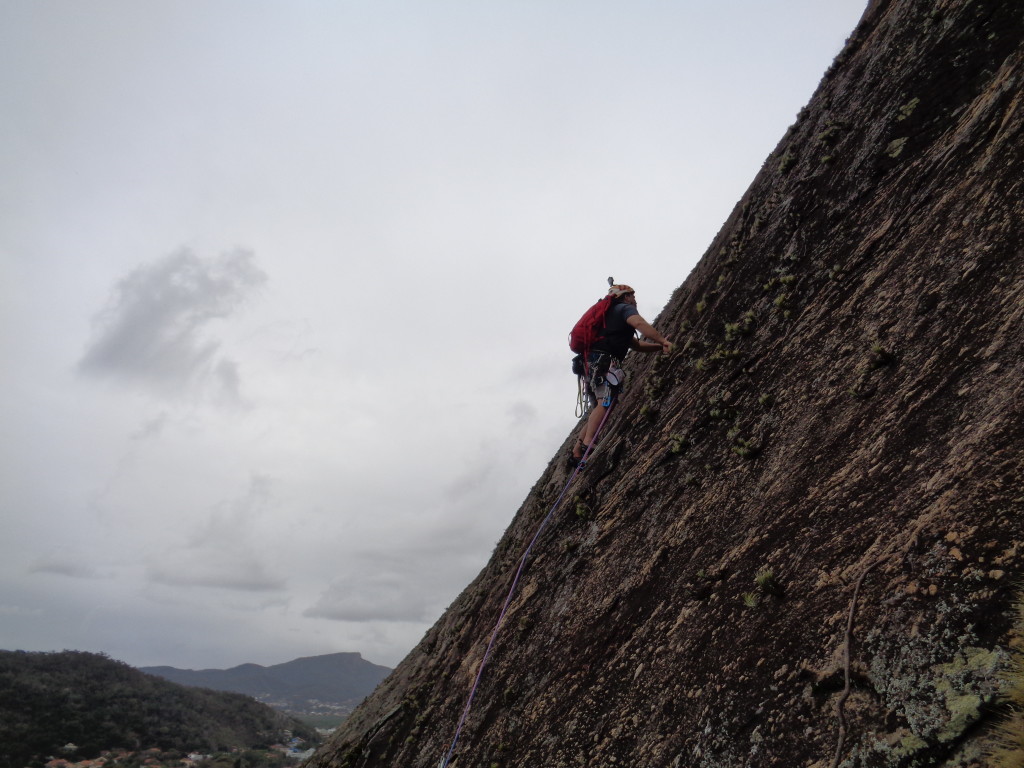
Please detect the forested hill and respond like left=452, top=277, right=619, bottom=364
left=0, top=650, right=318, bottom=768
left=307, top=0, right=1024, bottom=766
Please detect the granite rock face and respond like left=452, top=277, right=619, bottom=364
left=308, top=1, right=1024, bottom=766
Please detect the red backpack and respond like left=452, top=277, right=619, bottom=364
left=569, top=296, right=613, bottom=356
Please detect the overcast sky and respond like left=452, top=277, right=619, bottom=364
left=0, top=1, right=866, bottom=671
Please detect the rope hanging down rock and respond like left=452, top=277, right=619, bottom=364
left=438, top=402, right=616, bottom=768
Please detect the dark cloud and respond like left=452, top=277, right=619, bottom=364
left=506, top=400, right=538, bottom=427
left=78, top=248, right=267, bottom=401
left=185, top=474, right=273, bottom=549
left=29, top=559, right=104, bottom=580
left=444, top=458, right=496, bottom=502
left=214, top=359, right=242, bottom=405
left=145, top=475, right=285, bottom=592
left=147, top=559, right=286, bottom=592
left=304, top=574, right=431, bottom=623
left=0, top=603, right=43, bottom=617
left=130, top=413, right=168, bottom=440
left=304, top=537, right=488, bottom=625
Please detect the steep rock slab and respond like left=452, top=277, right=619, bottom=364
left=309, top=0, right=1024, bottom=766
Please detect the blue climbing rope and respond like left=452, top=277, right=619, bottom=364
left=438, top=401, right=617, bottom=768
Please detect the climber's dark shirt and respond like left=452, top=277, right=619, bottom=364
left=591, top=302, right=639, bottom=359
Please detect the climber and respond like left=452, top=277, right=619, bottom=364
left=571, top=284, right=672, bottom=465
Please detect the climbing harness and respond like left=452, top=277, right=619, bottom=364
left=574, top=352, right=623, bottom=417
left=437, top=400, right=617, bottom=768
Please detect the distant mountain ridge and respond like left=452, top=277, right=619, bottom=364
left=0, top=650, right=318, bottom=768
left=141, top=652, right=391, bottom=720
